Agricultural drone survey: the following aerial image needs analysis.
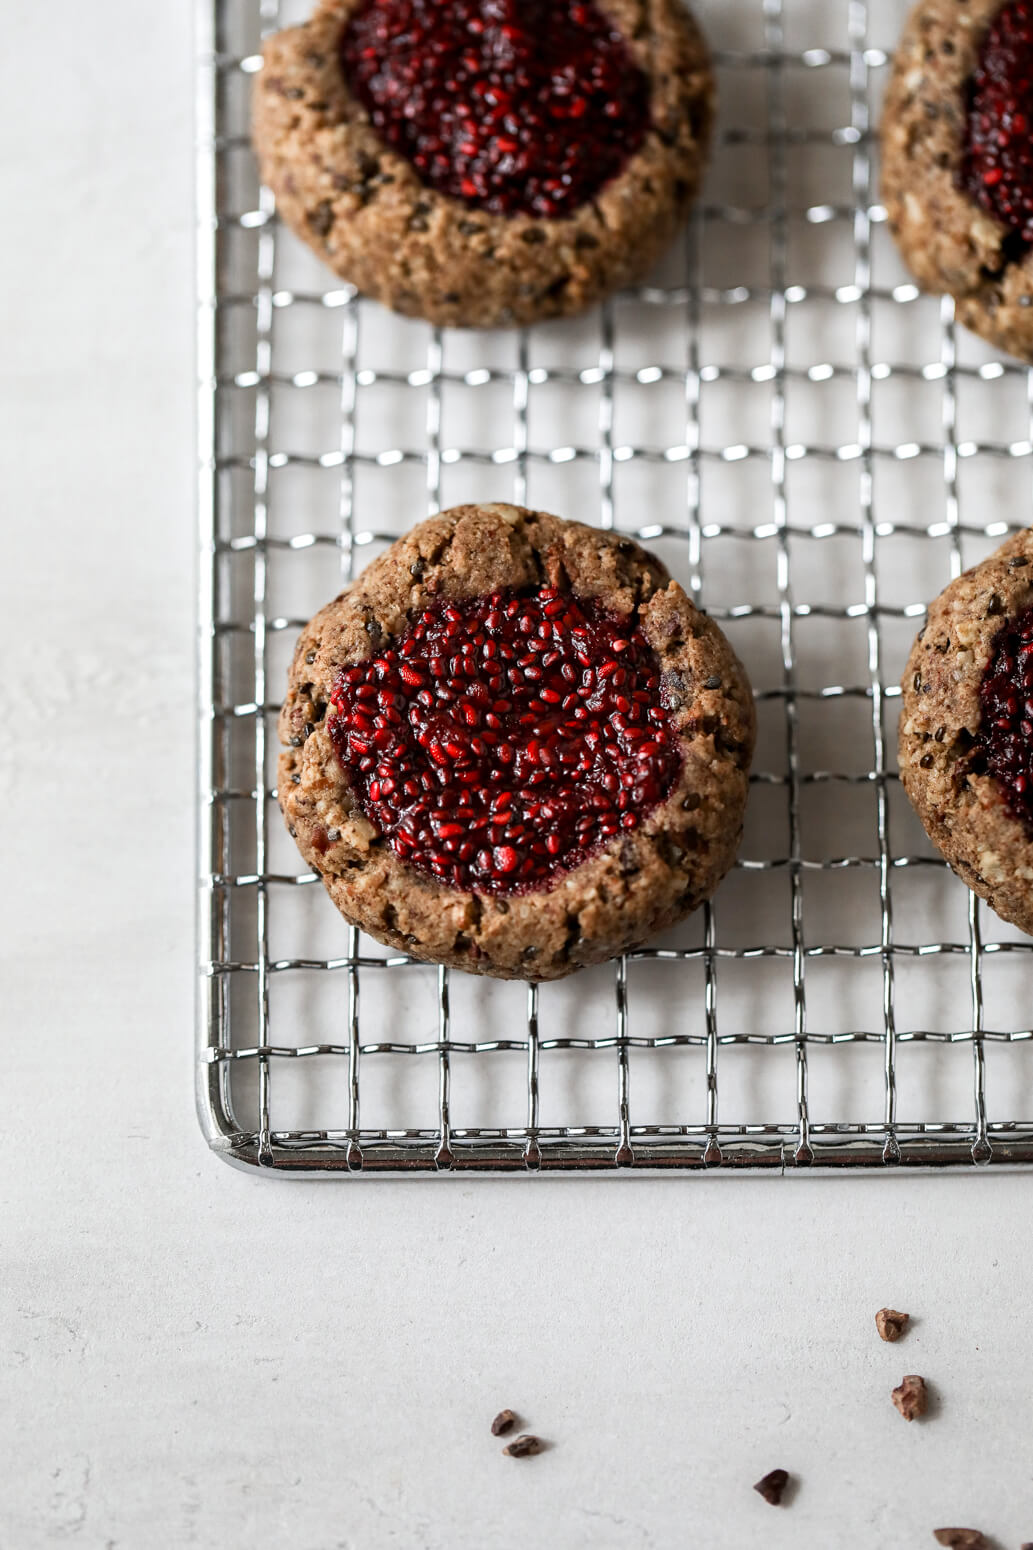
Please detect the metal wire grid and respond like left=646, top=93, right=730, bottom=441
left=197, top=0, right=1033, bottom=1174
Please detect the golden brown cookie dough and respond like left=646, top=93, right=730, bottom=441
left=880, top=0, right=1033, bottom=360
left=252, top=0, right=713, bottom=328
left=279, top=503, right=755, bottom=979
left=899, top=528, right=1033, bottom=934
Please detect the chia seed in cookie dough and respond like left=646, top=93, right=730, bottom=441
left=252, top=0, right=713, bottom=328
left=279, top=504, right=755, bottom=980
left=900, top=528, right=1033, bottom=936
left=881, top=0, right=1033, bottom=360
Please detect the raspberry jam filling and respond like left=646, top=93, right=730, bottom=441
left=978, top=602, right=1033, bottom=831
left=962, top=0, right=1033, bottom=246
left=338, top=0, right=651, bottom=219
left=328, top=586, right=681, bottom=894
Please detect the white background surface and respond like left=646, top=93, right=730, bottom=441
left=3, top=2, right=1033, bottom=1547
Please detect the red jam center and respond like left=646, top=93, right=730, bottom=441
left=338, top=0, right=651, bottom=218
left=978, top=603, right=1033, bottom=830
left=328, top=585, right=681, bottom=894
left=962, top=0, right=1033, bottom=244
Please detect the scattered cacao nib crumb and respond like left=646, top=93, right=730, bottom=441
left=503, top=1434, right=544, bottom=1458
left=753, top=1468, right=789, bottom=1506
left=491, top=1409, right=517, bottom=1436
left=875, top=1307, right=910, bottom=1342
left=892, top=1374, right=928, bottom=1421
left=933, top=1530, right=990, bottom=1549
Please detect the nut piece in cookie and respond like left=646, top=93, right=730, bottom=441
left=881, top=0, right=1033, bottom=361
left=278, top=503, right=755, bottom=980
left=252, top=0, right=714, bottom=328
left=899, top=527, right=1033, bottom=936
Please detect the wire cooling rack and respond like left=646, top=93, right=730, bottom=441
left=197, top=0, right=1033, bottom=1174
